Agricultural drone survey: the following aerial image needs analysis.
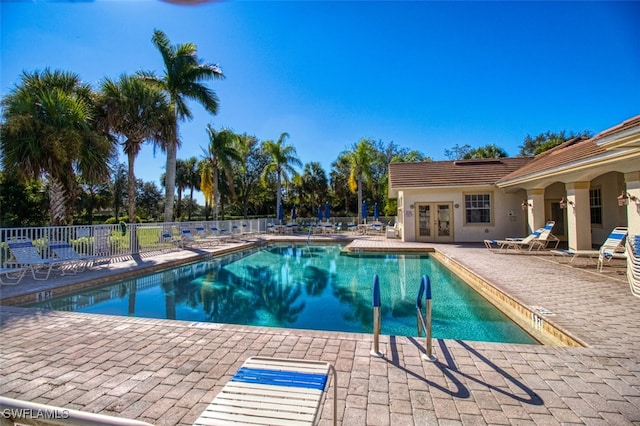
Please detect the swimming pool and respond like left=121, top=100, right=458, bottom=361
left=26, top=243, right=538, bottom=344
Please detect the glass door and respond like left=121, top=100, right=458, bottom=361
left=416, top=202, right=453, bottom=242
left=417, top=204, right=431, bottom=240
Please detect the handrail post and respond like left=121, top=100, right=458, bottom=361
left=371, top=274, right=382, bottom=357
left=417, top=275, right=436, bottom=362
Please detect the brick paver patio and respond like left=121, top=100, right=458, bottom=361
left=1, top=235, right=639, bottom=425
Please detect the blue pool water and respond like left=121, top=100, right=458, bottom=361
left=27, top=243, right=538, bottom=344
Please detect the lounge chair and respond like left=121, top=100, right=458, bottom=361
left=180, top=228, right=199, bottom=248
left=626, top=235, right=640, bottom=297
left=484, top=228, right=544, bottom=252
left=551, top=226, right=628, bottom=271
left=6, top=239, right=75, bottom=280
left=48, top=241, right=110, bottom=271
left=0, top=266, right=26, bottom=286
left=160, top=232, right=180, bottom=250
left=210, top=225, right=232, bottom=243
left=193, top=356, right=337, bottom=426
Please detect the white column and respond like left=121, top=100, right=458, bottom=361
left=566, top=182, right=591, bottom=250
left=527, top=188, right=546, bottom=233
left=625, top=172, right=640, bottom=237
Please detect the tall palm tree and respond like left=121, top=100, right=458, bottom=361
left=348, top=138, right=376, bottom=222
left=140, top=29, right=224, bottom=222
left=97, top=74, right=174, bottom=223
left=261, top=133, right=302, bottom=219
left=200, top=126, right=241, bottom=220
left=1, top=68, right=115, bottom=224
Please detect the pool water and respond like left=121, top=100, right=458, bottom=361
left=27, top=243, right=538, bottom=344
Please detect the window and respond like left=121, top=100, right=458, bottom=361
left=465, top=193, right=491, bottom=224
left=590, top=188, right=602, bottom=225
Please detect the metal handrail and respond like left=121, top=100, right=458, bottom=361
left=0, top=396, right=153, bottom=426
left=416, top=274, right=436, bottom=362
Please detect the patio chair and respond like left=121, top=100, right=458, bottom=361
left=626, top=235, right=640, bottom=297
left=551, top=226, right=628, bottom=271
left=48, top=241, right=110, bottom=271
left=0, top=266, right=26, bottom=286
left=530, top=221, right=560, bottom=250
left=160, top=232, right=181, bottom=251
left=193, top=356, right=337, bottom=426
left=6, top=239, right=75, bottom=280
left=210, top=225, right=232, bottom=243
left=484, top=227, right=544, bottom=252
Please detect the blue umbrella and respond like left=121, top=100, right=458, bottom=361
left=325, top=202, right=330, bottom=220
left=277, top=203, right=283, bottom=222
left=291, top=206, right=297, bottom=220
left=317, top=206, right=323, bottom=221
left=362, top=201, right=368, bottom=221
left=374, top=203, right=379, bottom=221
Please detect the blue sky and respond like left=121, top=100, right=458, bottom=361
left=2, top=1, right=639, bottom=204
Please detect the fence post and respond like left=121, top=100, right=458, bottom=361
left=371, top=274, right=382, bottom=357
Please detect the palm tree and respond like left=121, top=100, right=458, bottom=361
left=183, top=157, right=199, bottom=221
left=200, top=126, right=241, bottom=220
left=261, top=133, right=302, bottom=219
left=1, top=68, right=115, bottom=224
left=97, top=74, right=174, bottom=223
left=174, top=159, right=190, bottom=220
left=348, top=138, right=376, bottom=222
left=302, top=162, right=328, bottom=216
left=140, top=29, right=224, bottom=222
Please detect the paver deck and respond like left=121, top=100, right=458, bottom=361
left=1, top=234, right=639, bottom=425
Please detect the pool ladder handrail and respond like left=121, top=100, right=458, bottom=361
left=416, top=275, right=437, bottom=362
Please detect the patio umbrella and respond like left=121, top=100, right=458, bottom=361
left=374, top=203, right=379, bottom=221
left=362, top=201, right=368, bottom=221
left=318, top=205, right=323, bottom=221
left=278, top=203, right=283, bottom=223
left=325, top=202, right=330, bottom=220
left=291, top=206, right=297, bottom=221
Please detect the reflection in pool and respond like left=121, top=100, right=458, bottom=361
left=27, top=243, right=538, bottom=344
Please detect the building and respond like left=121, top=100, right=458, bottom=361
left=388, top=115, right=640, bottom=248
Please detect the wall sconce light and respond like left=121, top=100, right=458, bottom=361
left=521, top=200, right=531, bottom=211
left=617, top=191, right=638, bottom=206
left=559, top=197, right=574, bottom=209
left=409, top=203, right=414, bottom=210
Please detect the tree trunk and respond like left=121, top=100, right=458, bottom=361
left=127, top=151, right=137, bottom=223
left=164, top=143, right=177, bottom=223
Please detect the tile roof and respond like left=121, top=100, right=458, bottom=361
left=388, top=157, right=532, bottom=189
left=496, top=136, right=603, bottom=184
left=592, top=115, right=640, bottom=142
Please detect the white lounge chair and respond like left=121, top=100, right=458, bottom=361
left=160, top=232, right=181, bottom=251
left=48, top=241, right=110, bottom=271
left=193, top=356, right=337, bottom=426
left=551, top=226, right=628, bottom=271
left=0, top=266, right=26, bottom=286
left=6, top=239, right=75, bottom=280
left=484, top=227, right=544, bottom=252
left=626, top=235, right=640, bottom=297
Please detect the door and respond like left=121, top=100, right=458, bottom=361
left=415, top=202, right=454, bottom=242
left=547, top=200, right=566, bottom=241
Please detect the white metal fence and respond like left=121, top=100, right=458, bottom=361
left=0, top=216, right=394, bottom=267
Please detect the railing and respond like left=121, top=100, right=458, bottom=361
left=0, top=396, right=154, bottom=426
left=416, top=275, right=437, bottom=362
left=0, top=219, right=266, bottom=267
